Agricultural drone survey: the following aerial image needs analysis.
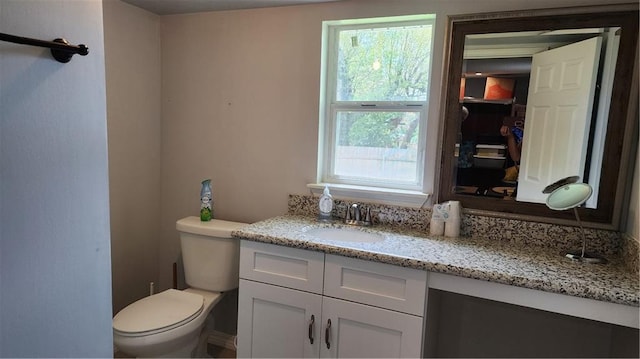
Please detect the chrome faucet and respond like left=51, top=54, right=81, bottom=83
left=345, top=203, right=372, bottom=226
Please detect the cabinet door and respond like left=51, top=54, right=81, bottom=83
left=237, top=279, right=322, bottom=358
left=320, top=297, right=423, bottom=358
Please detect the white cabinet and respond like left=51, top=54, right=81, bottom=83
left=238, top=279, right=322, bottom=358
left=320, top=296, right=423, bottom=358
left=237, top=240, right=427, bottom=358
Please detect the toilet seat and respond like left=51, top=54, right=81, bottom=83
left=113, top=289, right=204, bottom=337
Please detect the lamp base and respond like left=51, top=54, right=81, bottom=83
left=565, top=250, right=607, bottom=264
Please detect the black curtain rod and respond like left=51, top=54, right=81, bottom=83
left=0, top=32, right=88, bottom=63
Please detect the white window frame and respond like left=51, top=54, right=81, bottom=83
left=312, top=15, right=436, bottom=207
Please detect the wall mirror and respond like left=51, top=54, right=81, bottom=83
left=437, top=4, right=638, bottom=229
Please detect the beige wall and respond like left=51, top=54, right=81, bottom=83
left=104, top=0, right=162, bottom=313
left=157, top=0, right=632, bottom=291
left=103, top=0, right=638, bottom=316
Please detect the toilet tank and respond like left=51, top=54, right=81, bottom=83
left=176, top=216, right=248, bottom=292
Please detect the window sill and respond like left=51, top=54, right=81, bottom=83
left=307, top=183, right=431, bottom=208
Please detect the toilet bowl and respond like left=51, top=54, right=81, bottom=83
left=113, top=288, right=222, bottom=357
left=113, top=217, right=247, bottom=357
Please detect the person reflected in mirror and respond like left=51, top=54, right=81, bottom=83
left=500, top=125, right=522, bottom=162
left=457, top=106, right=473, bottom=168
left=461, top=105, right=469, bottom=122
left=456, top=106, right=477, bottom=190
left=500, top=118, right=523, bottom=183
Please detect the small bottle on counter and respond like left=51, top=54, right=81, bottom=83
left=200, top=179, right=213, bottom=222
left=444, top=201, right=461, bottom=237
left=430, top=203, right=446, bottom=236
left=318, top=185, right=333, bottom=221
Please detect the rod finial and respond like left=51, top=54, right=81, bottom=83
left=51, top=38, right=89, bottom=63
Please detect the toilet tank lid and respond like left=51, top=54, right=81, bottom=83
left=176, top=216, right=248, bottom=238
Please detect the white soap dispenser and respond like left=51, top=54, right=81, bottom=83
left=318, top=185, right=334, bottom=221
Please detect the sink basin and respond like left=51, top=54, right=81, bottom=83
left=303, top=227, right=385, bottom=243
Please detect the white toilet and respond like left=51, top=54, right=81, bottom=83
left=113, top=216, right=247, bottom=357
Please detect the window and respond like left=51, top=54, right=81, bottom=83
left=318, top=15, right=435, bottom=198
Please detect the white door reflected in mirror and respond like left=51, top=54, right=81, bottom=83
left=518, top=37, right=602, bottom=206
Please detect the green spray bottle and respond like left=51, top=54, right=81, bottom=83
left=200, top=179, right=213, bottom=221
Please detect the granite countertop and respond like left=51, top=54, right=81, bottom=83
left=232, top=214, right=639, bottom=307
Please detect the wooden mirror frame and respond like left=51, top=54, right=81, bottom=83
left=436, top=4, right=639, bottom=230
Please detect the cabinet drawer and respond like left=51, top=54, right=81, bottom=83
left=240, top=240, right=324, bottom=294
left=324, top=254, right=427, bottom=316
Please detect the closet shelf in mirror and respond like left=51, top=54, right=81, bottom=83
left=460, top=97, right=514, bottom=105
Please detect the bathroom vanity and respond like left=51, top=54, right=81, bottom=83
left=237, top=240, right=426, bottom=358
left=233, top=215, right=639, bottom=358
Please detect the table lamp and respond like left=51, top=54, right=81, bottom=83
left=543, top=176, right=607, bottom=264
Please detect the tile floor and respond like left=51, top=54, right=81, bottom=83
left=114, top=343, right=236, bottom=358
